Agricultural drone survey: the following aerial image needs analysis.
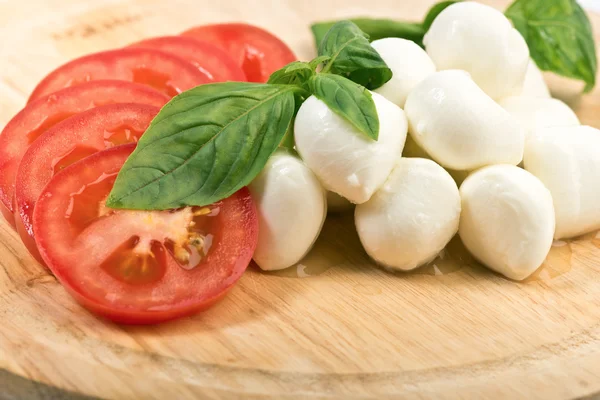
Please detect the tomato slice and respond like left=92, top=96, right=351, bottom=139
left=33, top=144, right=258, bottom=324
left=28, top=48, right=212, bottom=103
left=15, top=103, right=160, bottom=264
left=0, top=80, right=168, bottom=229
left=181, top=23, right=297, bottom=83
left=129, top=36, right=246, bottom=82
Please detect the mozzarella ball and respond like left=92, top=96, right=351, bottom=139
left=327, top=191, right=354, bottom=213
left=371, top=38, right=436, bottom=107
left=424, top=2, right=529, bottom=99
left=459, top=165, right=555, bottom=281
left=404, top=70, right=525, bottom=170
left=520, top=60, right=551, bottom=98
left=355, top=158, right=460, bottom=271
left=498, top=96, right=579, bottom=140
left=295, top=92, right=407, bottom=204
left=524, top=126, right=600, bottom=239
left=249, top=150, right=327, bottom=271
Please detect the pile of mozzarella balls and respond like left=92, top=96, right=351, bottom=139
left=249, top=2, right=599, bottom=281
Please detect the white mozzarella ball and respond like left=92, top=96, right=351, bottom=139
left=498, top=96, right=580, bottom=140
left=371, top=38, right=436, bottom=107
left=294, top=92, right=407, bottom=204
left=424, top=1, right=529, bottom=99
left=249, top=150, right=327, bottom=271
left=404, top=70, right=525, bottom=170
left=459, top=165, right=555, bottom=281
left=520, top=60, right=551, bottom=98
left=355, top=158, right=460, bottom=271
left=326, top=191, right=354, bottom=213
left=524, top=126, right=600, bottom=239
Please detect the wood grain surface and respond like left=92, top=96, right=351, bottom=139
left=1, top=0, right=600, bottom=399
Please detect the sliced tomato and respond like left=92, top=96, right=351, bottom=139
left=28, top=48, right=212, bottom=102
left=129, top=36, right=246, bottom=82
left=181, top=23, right=297, bottom=83
left=33, top=144, right=258, bottom=324
left=15, top=103, right=160, bottom=264
left=0, top=80, right=168, bottom=229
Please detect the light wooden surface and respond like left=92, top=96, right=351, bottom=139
left=1, top=0, right=600, bottom=399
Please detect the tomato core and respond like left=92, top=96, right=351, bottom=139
left=132, top=67, right=179, bottom=97
left=100, top=236, right=167, bottom=285
left=65, top=171, right=225, bottom=277
left=65, top=172, right=118, bottom=235
left=104, top=123, right=145, bottom=147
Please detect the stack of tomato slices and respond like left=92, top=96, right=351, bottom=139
left=0, top=23, right=296, bottom=324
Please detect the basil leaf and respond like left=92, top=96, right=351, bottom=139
left=106, top=82, right=298, bottom=210
left=423, top=1, right=460, bottom=31
left=268, top=57, right=332, bottom=87
left=308, top=55, right=331, bottom=70
left=318, top=21, right=393, bottom=90
left=268, top=61, right=314, bottom=86
left=309, top=73, right=379, bottom=140
left=506, top=0, right=597, bottom=92
left=311, top=19, right=425, bottom=49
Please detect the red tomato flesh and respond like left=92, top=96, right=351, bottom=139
left=15, top=103, right=160, bottom=264
left=181, top=23, right=297, bottom=82
left=33, top=144, right=258, bottom=324
left=129, top=36, right=246, bottom=82
left=28, top=48, right=211, bottom=102
left=0, top=80, right=168, bottom=228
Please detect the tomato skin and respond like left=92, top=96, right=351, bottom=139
left=129, top=36, right=247, bottom=82
left=34, top=144, right=258, bottom=324
left=0, top=80, right=168, bottom=229
left=181, top=23, right=297, bottom=83
left=64, top=282, right=229, bottom=325
left=15, top=103, right=159, bottom=265
left=28, top=48, right=211, bottom=102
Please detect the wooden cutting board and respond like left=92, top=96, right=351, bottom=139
left=2, top=0, right=600, bottom=398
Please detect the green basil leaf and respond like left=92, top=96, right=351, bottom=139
left=106, top=82, right=298, bottom=210
left=308, top=73, right=379, bottom=140
left=423, top=1, right=460, bottom=31
left=318, top=21, right=393, bottom=90
left=506, top=0, right=597, bottom=92
left=282, top=62, right=312, bottom=73
left=267, top=57, right=332, bottom=87
left=308, top=55, right=331, bottom=70
left=268, top=61, right=314, bottom=86
left=311, top=19, right=425, bottom=49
